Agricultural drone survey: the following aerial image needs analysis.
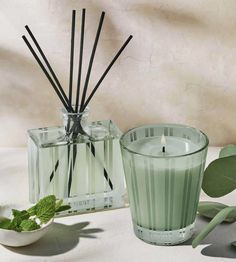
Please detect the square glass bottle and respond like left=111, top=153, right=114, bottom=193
left=28, top=108, right=125, bottom=215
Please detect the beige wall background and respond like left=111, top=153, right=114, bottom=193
left=0, top=0, right=236, bottom=147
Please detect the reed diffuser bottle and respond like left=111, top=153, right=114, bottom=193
left=28, top=108, right=125, bottom=214
left=24, top=9, right=132, bottom=215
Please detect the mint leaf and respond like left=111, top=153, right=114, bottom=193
left=9, top=217, right=23, bottom=232
left=6, top=209, right=31, bottom=232
left=0, top=195, right=67, bottom=232
left=0, top=217, right=11, bottom=230
left=56, top=205, right=71, bottom=213
left=27, top=205, right=37, bottom=216
left=55, top=200, right=63, bottom=212
left=12, top=209, right=30, bottom=220
left=0, top=195, right=66, bottom=232
left=35, top=195, right=56, bottom=223
left=20, top=219, right=40, bottom=231
left=55, top=199, right=71, bottom=213
left=0, top=215, right=22, bottom=231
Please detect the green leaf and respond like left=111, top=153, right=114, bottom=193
left=198, top=201, right=236, bottom=223
left=232, top=240, right=236, bottom=247
left=12, top=209, right=30, bottom=220
left=0, top=195, right=65, bottom=232
left=27, top=205, right=37, bottom=216
left=202, top=156, right=236, bottom=197
left=56, top=205, right=71, bottom=213
left=35, top=195, right=56, bottom=223
left=0, top=215, right=23, bottom=232
left=7, top=209, right=31, bottom=232
left=20, top=219, right=40, bottom=231
left=55, top=200, right=63, bottom=212
left=192, top=206, right=236, bottom=248
left=0, top=217, right=11, bottom=230
left=9, top=217, right=23, bottom=232
left=219, top=144, right=236, bottom=158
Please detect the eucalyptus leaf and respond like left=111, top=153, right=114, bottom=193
left=219, top=144, right=236, bottom=158
left=198, top=201, right=236, bottom=223
left=192, top=206, right=236, bottom=248
left=202, top=155, right=236, bottom=197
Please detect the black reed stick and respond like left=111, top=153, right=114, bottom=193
left=81, top=35, right=133, bottom=111
left=68, top=10, right=105, bottom=195
left=68, top=10, right=76, bottom=105
left=66, top=10, right=76, bottom=137
left=25, top=25, right=72, bottom=111
left=68, top=131, right=78, bottom=196
left=80, top=11, right=105, bottom=111
left=24, top=10, right=131, bottom=196
left=50, top=160, right=59, bottom=181
left=67, top=10, right=77, bottom=197
left=75, top=8, right=86, bottom=112
left=23, top=23, right=113, bottom=191
left=88, top=143, right=113, bottom=190
left=22, top=35, right=71, bottom=112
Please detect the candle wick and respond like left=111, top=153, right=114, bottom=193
left=162, top=146, right=165, bottom=153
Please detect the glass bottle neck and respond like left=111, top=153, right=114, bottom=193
left=61, top=107, right=89, bottom=137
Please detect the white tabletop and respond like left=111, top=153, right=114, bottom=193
left=0, top=147, right=236, bottom=262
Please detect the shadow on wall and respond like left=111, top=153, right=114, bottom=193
left=0, top=1, right=128, bottom=146
left=162, top=64, right=236, bottom=146
left=186, top=83, right=236, bottom=146
left=1, top=1, right=236, bottom=146
left=131, top=3, right=206, bottom=29
left=104, top=2, right=236, bottom=146
left=50, top=0, right=125, bottom=76
left=0, top=47, right=60, bottom=125
left=92, top=2, right=209, bottom=133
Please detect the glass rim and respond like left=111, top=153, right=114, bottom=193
left=119, top=123, right=209, bottom=159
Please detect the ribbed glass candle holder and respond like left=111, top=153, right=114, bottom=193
left=120, top=123, right=208, bottom=245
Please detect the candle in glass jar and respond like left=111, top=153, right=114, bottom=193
left=120, top=124, right=208, bottom=245
left=128, top=135, right=202, bottom=230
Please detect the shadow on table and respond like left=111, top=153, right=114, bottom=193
left=4, top=221, right=103, bottom=256
left=180, top=216, right=236, bottom=259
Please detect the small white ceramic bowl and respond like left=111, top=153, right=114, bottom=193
left=0, top=205, right=53, bottom=247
